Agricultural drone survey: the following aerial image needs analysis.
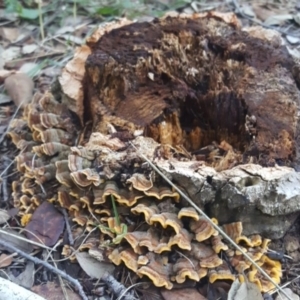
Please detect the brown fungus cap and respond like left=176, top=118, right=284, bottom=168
left=178, top=207, right=200, bottom=221
left=136, top=253, right=173, bottom=289
left=208, top=262, right=236, bottom=283
left=173, top=258, right=208, bottom=284
left=108, top=248, right=139, bottom=272
left=168, top=228, right=193, bottom=251
left=144, top=186, right=180, bottom=202
left=127, top=173, right=153, bottom=191
left=211, top=235, right=229, bottom=253
left=190, top=218, right=218, bottom=242
left=149, top=212, right=183, bottom=234
left=131, top=203, right=160, bottom=223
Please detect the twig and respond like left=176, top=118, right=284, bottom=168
left=1, top=156, right=11, bottom=202
left=37, top=0, right=45, bottom=40
left=4, top=227, right=55, bottom=251
left=101, top=272, right=136, bottom=300
left=7, top=51, right=65, bottom=63
left=0, top=240, right=88, bottom=300
left=130, top=142, right=293, bottom=300
left=231, top=0, right=300, bottom=38
left=61, top=208, right=74, bottom=246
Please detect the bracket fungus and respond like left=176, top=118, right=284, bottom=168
left=8, top=11, right=300, bottom=295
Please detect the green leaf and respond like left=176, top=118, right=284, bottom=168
left=19, top=8, right=40, bottom=20
left=96, top=6, right=120, bottom=16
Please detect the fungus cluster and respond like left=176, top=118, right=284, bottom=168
left=8, top=92, right=281, bottom=292
left=8, top=11, right=300, bottom=295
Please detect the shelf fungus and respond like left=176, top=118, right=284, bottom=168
left=8, top=11, right=299, bottom=295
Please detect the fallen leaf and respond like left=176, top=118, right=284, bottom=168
left=19, top=62, right=40, bottom=77
left=0, top=209, right=10, bottom=224
left=4, top=73, right=34, bottom=107
left=32, top=282, right=81, bottom=300
left=294, top=13, right=300, bottom=26
left=228, top=279, right=263, bottom=300
left=0, top=229, right=33, bottom=253
left=62, top=16, right=85, bottom=27
left=61, top=34, right=84, bottom=45
left=287, top=47, right=300, bottom=60
left=0, top=70, right=17, bottom=83
left=264, top=14, right=293, bottom=26
left=1, top=46, right=21, bottom=62
left=275, top=288, right=299, bottom=300
left=75, top=252, right=115, bottom=279
left=41, top=67, right=61, bottom=78
left=286, top=35, right=300, bottom=44
left=22, top=44, right=38, bottom=55
left=0, top=253, right=13, bottom=268
left=252, top=5, right=290, bottom=23
left=161, top=288, right=207, bottom=300
left=10, top=261, right=34, bottom=289
left=240, top=5, right=256, bottom=18
left=0, top=27, right=20, bottom=43
left=55, top=26, right=75, bottom=35
left=25, top=202, right=65, bottom=247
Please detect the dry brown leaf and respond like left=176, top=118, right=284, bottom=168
left=0, top=70, right=16, bottom=83
left=25, top=202, right=65, bottom=247
left=0, top=229, right=33, bottom=253
left=0, top=253, right=13, bottom=268
left=32, top=282, right=81, bottom=300
left=0, top=209, right=10, bottom=224
left=228, top=279, right=263, bottom=300
left=4, top=73, right=34, bottom=107
left=0, top=27, right=21, bottom=43
left=75, top=251, right=115, bottom=279
left=161, top=288, right=207, bottom=300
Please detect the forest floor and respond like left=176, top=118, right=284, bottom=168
left=0, top=0, right=300, bottom=299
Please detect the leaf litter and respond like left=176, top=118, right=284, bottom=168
left=0, top=0, right=300, bottom=299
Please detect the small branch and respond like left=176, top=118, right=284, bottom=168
left=61, top=208, right=74, bottom=246
left=0, top=240, right=88, bottom=300
left=1, top=156, right=11, bottom=202
left=101, top=272, right=136, bottom=300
